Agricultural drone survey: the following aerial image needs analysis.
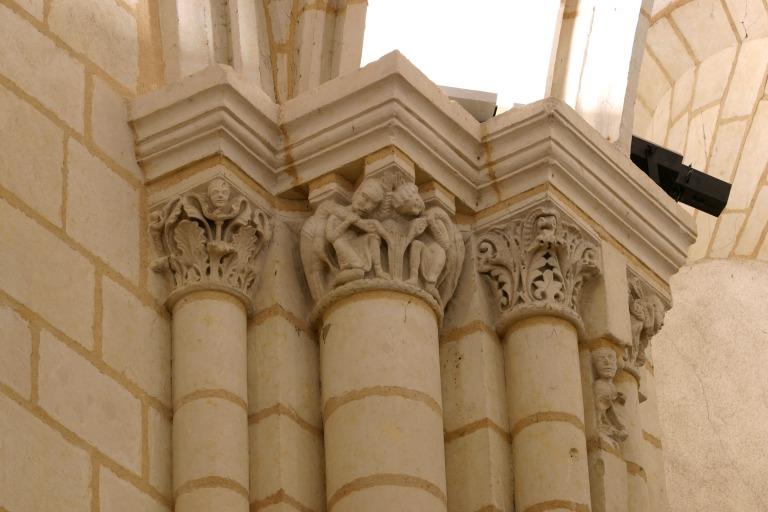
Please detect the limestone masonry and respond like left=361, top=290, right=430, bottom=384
left=0, top=1, right=765, bottom=512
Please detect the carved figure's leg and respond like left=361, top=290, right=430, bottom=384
left=407, top=240, right=425, bottom=285
left=369, top=235, right=390, bottom=279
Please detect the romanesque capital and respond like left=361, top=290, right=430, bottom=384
left=300, top=172, right=465, bottom=322
left=476, top=204, right=601, bottom=333
left=627, top=273, right=668, bottom=368
left=149, top=177, right=272, bottom=311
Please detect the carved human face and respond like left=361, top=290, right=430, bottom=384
left=208, top=179, right=231, bottom=209
left=537, top=214, right=557, bottom=235
left=351, top=181, right=384, bottom=214
left=392, top=183, right=424, bottom=217
left=592, top=348, right=618, bottom=379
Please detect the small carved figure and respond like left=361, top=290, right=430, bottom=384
left=325, top=179, right=389, bottom=286
left=628, top=276, right=667, bottom=367
left=592, top=347, right=627, bottom=449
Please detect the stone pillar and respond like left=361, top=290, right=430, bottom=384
left=149, top=177, right=272, bottom=511
left=300, top=150, right=465, bottom=511
left=477, top=203, right=601, bottom=512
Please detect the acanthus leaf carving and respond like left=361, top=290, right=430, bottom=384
left=476, top=205, right=601, bottom=329
left=300, top=174, right=465, bottom=318
left=627, top=274, right=668, bottom=368
left=149, top=178, right=272, bottom=307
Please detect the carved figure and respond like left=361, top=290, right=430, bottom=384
left=627, top=275, right=667, bottom=367
left=149, top=178, right=272, bottom=300
left=477, top=206, right=600, bottom=321
left=592, top=347, right=627, bottom=449
left=300, top=175, right=464, bottom=308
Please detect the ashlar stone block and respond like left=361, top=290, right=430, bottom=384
left=66, top=139, right=140, bottom=282
left=102, top=276, right=171, bottom=406
left=721, top=38, right=768, bottom=119
left=0, top=85, right=64, bottom=225
left=0, top=394, right=91, bottom=512
left=38, top=330, right=142, bottom=472
left=0, top=4, right=85, bottom=131
left=91, top=77, right=142, bottom=178
left=0, top=198, right=94, bottom=347
left=48, top=0, right=139, bottom=90
left=0, top=303, right=32, bottom=399
left=148, top=406, right=172, bottom=498
left=100, top=467, right=169, bottom=512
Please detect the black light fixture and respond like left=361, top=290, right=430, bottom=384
left=630, top=136, right=731, bottom=217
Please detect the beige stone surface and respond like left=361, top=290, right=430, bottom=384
left=440, top=330, right=507, bottom=432
left=708, top=211, right=746, bottom=257
left=638, top=49, right=672, bottom=106
left=38, top=329, right=141, bottom=472
left=654, top=259, right=768, bottom=512
left=0, top=198, right=94, bottom=347
left=321, top=293, right=442, bottom=404
left=724, top=0, right=768, bottom=39
left=707, top=119, right=747, bottom=181
left=649, top=89, right=671, bottom=144
left=323, top=395, right=447, bottom=498
left=173, top=397, right=249, bottom=490
left=0, top=393, right=91, bottom=512
left=0, top=303, right=32, bottom=398
left=172, top=294, right=248, bottom=403
left=66, top=139, right=139, bottom=281
left=103, top=276, right=170, bottom=405
left=0, top=85, right=64, bottom=225
left=332, top=485, right=445, bottom=512
left=504, top=318, right=585, bottom=424
left=683, top=105, right=719, bottom=170
left=734, top=185, right=768, bottom=255
left=670, top=67, right=694, bottom=121
left=665, top=112, right=688, bottom=153
left=49, top=0, right=138, bottom=90
left=581, top=243, right=633, bottom=346
left=671, top=0, right=737, bottom=61
left=686, top=212, right=717, bottom=262
left=249, top=414, right=324, bottom=511
left=148, top=406, right=172, bottom=497
left=647, top=18, right=695, bottom=81
left=587, top=449, right=628, bottom=512
left=692, top=47, right=736, bottom=110
left=13, top=0, right=44, bottom=19
left=91, top=76, right=141, bottom=177
left=513, top=421, right=591, bottom=511
left=100, top=467, right=169, bottom=512
left=247, top=313, right=320, bottom=425
left=721, top=39, right=768, bottom=118
left=174, top=487, right=249, bottom=512
left=0, top=3, right=85, bottom=131
left=729, top=100, right=768, bottom=209
left=444, top=428, right=512, bottom=512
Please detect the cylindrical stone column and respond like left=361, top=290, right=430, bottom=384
left=477, top=203, right=602, bottom=512
left=321, top=291, right=447, bottom=512
left=148, top=177, right=272, bottom=512
left=615, top=371, right=650, bottom=512
left=300, top=156, right=465, bottom=511
left=504, top=316, right=592, bottom=511
left=172, top=291, right=250, bottom=511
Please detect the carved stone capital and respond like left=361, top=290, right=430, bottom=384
left=149, top=177, right=272, bottom=312
left=627, top=272, right=669, bottom=369
left=476, top=203, right=601, bottom=334
left=300, top=169, right=465, bottom=324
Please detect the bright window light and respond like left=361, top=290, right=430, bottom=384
left=361, top=0, right=562, bottom=108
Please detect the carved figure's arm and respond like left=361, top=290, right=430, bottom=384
left=325, top=212, right=358, bottom=243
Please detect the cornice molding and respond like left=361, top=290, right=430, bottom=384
left=130, top=51, right=696, bottom=283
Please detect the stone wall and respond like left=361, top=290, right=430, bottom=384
left=0, top=1, right=171, bottom=511
left=634, top=1, right=768, bottom=510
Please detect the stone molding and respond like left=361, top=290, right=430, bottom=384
left=627, top=271, right=669, bottom=369
left=130, top=53, right=695, bottom=283
left=300, top=168, right=465, bottom=322
left=476, top=202, right=601, bottom=334
left=149, top=177, right=272, bottom=312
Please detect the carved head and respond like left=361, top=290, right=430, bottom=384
left=351, top=179, right=385, bottom=214
left=391, top=183, right=425, bottom=217
left=207, top=178, right=231, bottom=209
left=592, top=347, right=618, bottom=379
left=535, top=213, right=558, bottom=244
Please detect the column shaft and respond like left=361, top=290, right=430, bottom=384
left=320, top=291, right=447, bottom=512
left=172, top=291, right=250, bottom=512
left=615, top=372, right=650, bottom=512
left=503, top=316, right=591, bottom=512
